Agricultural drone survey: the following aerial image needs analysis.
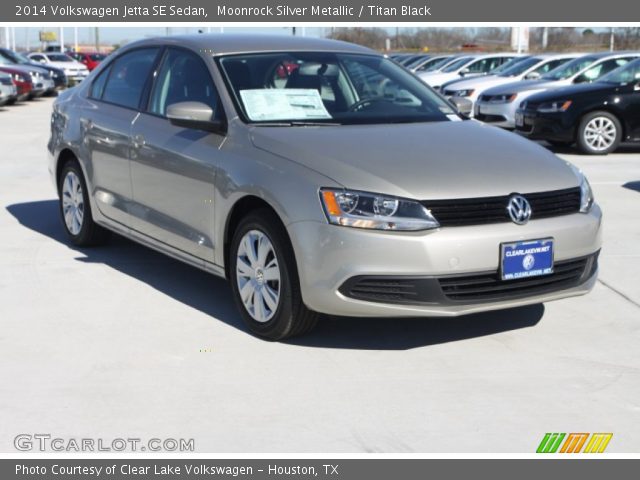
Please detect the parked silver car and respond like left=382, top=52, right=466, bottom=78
left=48, top=35, right=602, bottom=340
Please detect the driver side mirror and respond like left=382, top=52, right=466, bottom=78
left=166, top=101, right=226, bottom=134
left=459, top=67, right=471, bottom=77
left=574, top=74, right=592, bottom=84
left=524, top=71, right=541, bottom=80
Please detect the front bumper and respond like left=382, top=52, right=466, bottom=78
left=474, top=101, right=518, bottom=128
left=288, top=206, right=602, bottom=317
left=515, top=109, right=575, bottom=142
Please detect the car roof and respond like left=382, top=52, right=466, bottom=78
left=120, top=34, right=377, bottom=56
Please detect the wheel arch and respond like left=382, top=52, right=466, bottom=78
left=222, top=195, right=290, bottom=279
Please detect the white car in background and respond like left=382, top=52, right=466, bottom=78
left=441, top=54, right=580, bottom=115
left=474, top=51, right=640, bottom=129
left=0, top=72, right=16, bottom=105
left=417, top=53, right=518, bottom=90
left=27, top=52, right=89, bottom=83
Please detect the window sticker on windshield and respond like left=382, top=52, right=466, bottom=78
left=239, top=89, right=332, bottom=121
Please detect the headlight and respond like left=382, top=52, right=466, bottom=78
left=579, top=175, right=594, bottom=213
left=12, top=73, right=26, bottom=82
left=537, top=100, right=572, bottom=113
left=567, top=163, right=594, bottom=213
left=453, top=89, right=475, bottom=97
left=490, top=93, right=517, bottom=104
left=320, top=188, right=440, bottom=231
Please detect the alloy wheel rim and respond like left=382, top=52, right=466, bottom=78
left=584, top=117, right=617, bottom=151
left=61, top=171, right=84, bottom=235
left=235, top=230, right=281, bottom=323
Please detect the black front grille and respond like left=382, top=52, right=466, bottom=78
left=439, top=254, right=596, bottom=302
left=0, top=77, right=12, bottom=85
left=475, top=113, right=507, bottom=123
left=343, top=278, right=420, bottom=303
left=339, top=253, right=598, bottom=306
left=422, top=187, right=581, bottom=227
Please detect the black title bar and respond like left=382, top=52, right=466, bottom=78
left=4, top=0, right=640, bottom=22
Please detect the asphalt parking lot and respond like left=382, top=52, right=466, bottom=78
left=0, top=97, right=639, bottom=453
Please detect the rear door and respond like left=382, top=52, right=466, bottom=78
left=129, top=47, right=225, bottom=260
left=83, top=47, right=160, bottom=225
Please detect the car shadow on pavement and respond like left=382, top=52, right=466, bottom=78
left=543, top=142, right=640, bottom=155
left=7, top=199, right=544, bottom=350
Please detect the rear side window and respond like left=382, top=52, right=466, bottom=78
left=101, top=48, right=159, bottom=110
left=148, top=48, right=222, bottom=118
left=90, top=65, right=111, bottom=99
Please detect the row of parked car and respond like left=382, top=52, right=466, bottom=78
left=0, top=49, right=106, bottom=107
left=390, top=51, right=640, bottom=154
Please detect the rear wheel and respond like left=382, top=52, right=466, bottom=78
left=229, top=209, right=318, bottom=340
left=576, top=111, right=622, bottom=155
left=58, top=160, right=110, bottom=246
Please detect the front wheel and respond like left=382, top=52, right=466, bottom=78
left=229, top=209, right=318, bottom=340
left=58, top=160, right=110, bottom=246
left=576, top=111, right=622, bottom=155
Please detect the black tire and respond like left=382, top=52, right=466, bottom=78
left=58, top=160, right=110, bottom=246
left=229, top=208, right=319, bottom=340
left=576, top=111, right=622, bottom=155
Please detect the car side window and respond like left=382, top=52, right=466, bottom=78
left=581, top=58, right=631, bottom=82
left=89, top=65, right=112, bottom=99
left=101, top=48, right=159, bottom=110
left=149, top=48, right=222, bottom=119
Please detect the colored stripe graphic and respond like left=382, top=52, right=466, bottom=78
left=560, top=433, right=589, bottom=453
left=583, top=433, right=613, bottom=453
left=537, top=433, right=566, bottom=453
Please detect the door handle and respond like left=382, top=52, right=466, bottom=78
left=132, top=134, right=145, bottom=149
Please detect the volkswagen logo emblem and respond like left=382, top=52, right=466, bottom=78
left=506, top=195, right=532, bottom=225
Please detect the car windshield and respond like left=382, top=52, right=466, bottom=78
left=404, top=55, right=429, bottom=68
left=541, top=56, right=598, bottom=80
left=0, top=56, right=15, bottom=66
left=498, top=56, right=542, bottom=77
left=417, top=56, right=451, bottom=72
left=47, top=53, right=73, bottom=62
left=2, top=50, right=28, bottom=65
left=597, top=58, right=640, bottom=84
left=218, top=52, right=456, bottom=125
left=441, top=57, right=474, bottom=73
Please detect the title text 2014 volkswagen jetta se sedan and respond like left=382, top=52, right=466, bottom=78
left=48, top=35, right=602, bottom=340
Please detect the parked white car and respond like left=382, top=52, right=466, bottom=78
left=441, top=54, right=580, bottom=115
left=417, top=53, right=518, bottom=90
left=27, top=52, right=89, bottom=83
left=0, top=71, right=17, bottom=105
left=474, top=51, right=640, bottom=128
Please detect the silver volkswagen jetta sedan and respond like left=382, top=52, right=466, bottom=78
left=48, top=35, right=602, bottom=340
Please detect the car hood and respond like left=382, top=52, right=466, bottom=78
left=443, top=75, right=522, bottom=92
left=483, top=79, right=564, bottom=96
left=0, top=64, right=42, bottom=76
left=527, top=82, right=618, bottom=103
left=419, top=72, right=460, bottom=87
left=249, top=121, right=579, bottom=200
left=48, top=61, right=86, bottom=70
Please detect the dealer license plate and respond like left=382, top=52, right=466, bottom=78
left=501, top=239, right=554, bottom=281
